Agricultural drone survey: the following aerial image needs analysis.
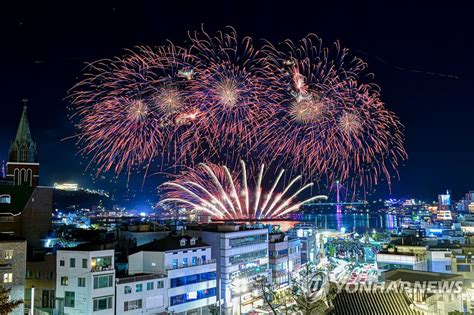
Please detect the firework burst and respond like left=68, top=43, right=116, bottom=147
left=262, top=34, right=406, bottom=189
left=178, top=27, right=281, bottom=161
left=159, top=161, right=327, bottom=220
left=68, top=44, right=198, bottom=175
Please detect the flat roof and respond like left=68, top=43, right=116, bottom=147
left=382, top=269, right=463, bottom=283
left=0, top=233, right=26, bottom=242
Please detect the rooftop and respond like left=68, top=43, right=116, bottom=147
left=130, top=235, right=209, bottom=254
left=331, top=289, right=421, bottom=315
left=186, top=223, right=268, bottom=233
left=0, top=233, right=26, bottom=242
left=0, top=185, right=34, bottom=214
left=117, top=273, right=166, bottom=284
left=382, top=269, right=463, bottom=283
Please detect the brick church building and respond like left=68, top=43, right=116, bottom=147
left=0, top=104, right=52, bottom=250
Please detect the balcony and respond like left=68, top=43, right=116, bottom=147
left=166, top=259, right=216, bottom=271
left=91, top=265, right=114, bottom=272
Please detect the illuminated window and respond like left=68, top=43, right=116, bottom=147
left=0, top=195, right=11, bottom=204
left=3, top=273, right=12, bottom=283
left=4, top=250, right=13, bottom=260
left=61, top=276, right=68, bottom=286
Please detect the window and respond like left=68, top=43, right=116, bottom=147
left=446, top=265, right=452, bottom=271
left=42, top=290, right=54, bottom=308
left=61, top=276, right=68, bottom=286
left=170, top=288, right=216, bottom=306
left=93, top=296, right=112, bottom=311
left=157, top=280, right=164, bottom=289
left=26, top=270, right=33, bottom=279
left=3, top=273, right=12, bottom=283
left=136, top=283, right=143, bottom=292
left=4, top=250, right=13, bottom=260
left=172, top=259, right=178, bottom=269
left=35, top=271, right=41, bottom=279
left=0, top=195, right=11, bottom=204
left=70, top=258, right=75, bottom=268
left=91, top=256, right=112, bottom=271
left=229, top=249, right=267, bottom=264
left=124, top=286, right=132, bottom=294
left=190, top=237, right=196, bottom=245
left=93, top=274, right=113, bottom=289
left=170, top=272, right=217, bottom=288
left=65, top=291, right=75, bottom=308
left=229, top=234, right=267, bottom=248
left=147, top=282, right=154, bottom=290
left=46, top=271, right=54, bottom=279
left=59, top=259, right=65, bottom=267
left=457, top=264, right=471, bottom=272
left=192, top=256, right=197, bottom=266
left=78, top=278, right=86, bottom=287
left=182, top=257, right=188, bottom=267
left=124, top=299, right=142, bottom=311
left=180, top=239, right=186, bottom=246
left=82, top=259, right=88, bottom=268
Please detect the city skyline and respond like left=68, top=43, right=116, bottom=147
left=1, top=1, right=473, bottom=200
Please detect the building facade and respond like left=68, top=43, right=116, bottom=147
left=116, top=273, right=167, bottom=314
left=0, top=234, right=26, bottom=315
left=6, top=105, right=39, bottom=187
left=128, top=235, right=217, bottom=314
left=56, top=248, right=115, bottom=314
left=188, top=225, right=269, bottom=315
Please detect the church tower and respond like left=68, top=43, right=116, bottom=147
left=6, top=102, right=39, bottom=187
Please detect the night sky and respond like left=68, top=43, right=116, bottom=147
left=1, top=1, right=473, bottom=200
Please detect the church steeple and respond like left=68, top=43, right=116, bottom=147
left=13, top=101, right=33, bottom=145
left=6, top=100, right=40, bottom=187
left=9, top=100, right=37, bottom=163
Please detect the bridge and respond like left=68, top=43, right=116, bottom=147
left=305, top=181, right=367, bottom=213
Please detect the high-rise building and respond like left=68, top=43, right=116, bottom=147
left=187, top=225, right=269, bottom=315
left=6, top=105, right=39, bottom=187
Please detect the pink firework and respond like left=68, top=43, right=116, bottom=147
left=263, top=34, right=406, bottom=189
left=178, top=27, right=281, bottom=163
left=158, top=160, right=327, bottom=220
left=69, top=44, right=198, bottom=175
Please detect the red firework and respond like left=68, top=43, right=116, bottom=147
left=178, top=27, right=281, bottom=164
left=69, top=44, right=198, bottom=175
left=262, top=34, right=406, bottom=190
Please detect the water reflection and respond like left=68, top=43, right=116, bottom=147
left=241, top=213, right=400, bottom=232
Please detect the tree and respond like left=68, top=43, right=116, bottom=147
left=261, top=264, right=336, bottom=315
left=0, top=286, right=23, bottom=315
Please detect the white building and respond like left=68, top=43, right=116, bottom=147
left=56, top=247, right=115, bottom=314
left=116, top=273, right=167, bottom=314
left=187, top=225, right=270, bottom=315
left=288, top=223, right=318, bottom=265
left=128, top=235, right=217, bottom=314
left=0, top=234, right=26, bottom=315
left=268, top=233, right=301, bottom=287
left=427, top=247, right=454, bottom=273
left=376, top=250, right=428, bottom=275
